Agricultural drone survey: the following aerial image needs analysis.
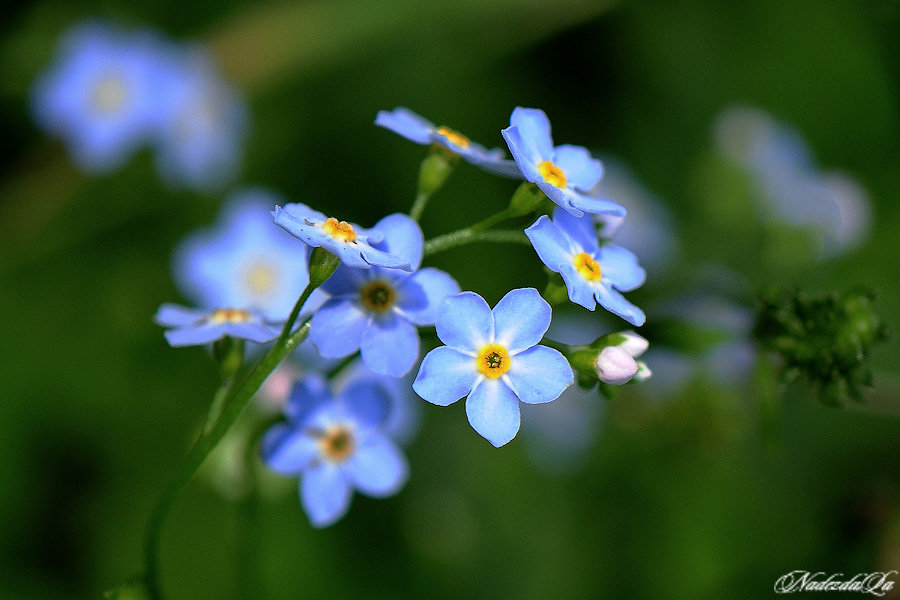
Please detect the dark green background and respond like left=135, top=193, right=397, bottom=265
left=1, top=1, right=898, bottom=598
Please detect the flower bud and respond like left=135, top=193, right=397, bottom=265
left=594, top=346, right=639, bottom=385
left=633, top=361, right=652, bottom=382
left=617, top=331, right=649, bottom=358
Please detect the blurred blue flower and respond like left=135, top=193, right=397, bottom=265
left=32, top=21, right=168, bottom=173
left=501, top=107, right=625, bottom=218
left=526, top=207, right=646, bottom=326
left=261, top=373, right=408, bottom=528
left=310, top=214, right=459, bottom=377
left=413, top=288, right=573, bottom=447
left=174, top=189, right=323, bottom=321
left=375, top=107, right=522, bottom=177
left=153, top=49, right=247, bottom=191
left=273, top=203, right=411, bottom=270
left=154, top=304, right=280, bottom=347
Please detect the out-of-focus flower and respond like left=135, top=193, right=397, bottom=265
left=273, top=203, right=411, bottom=270
left=501, top=107, right=625, bottom=217
left=414, top=288, right=573, bottom=447
left=154, top=304, right=280, bottom=347
left=32, top=22, right=168, bottom=172
left=261, top=374, right=408, bottom=528
left=714, top=106, right=871, bottom=256
left=154, top=49, right=247, bottom=191
left=174, top=190, right=320, bottom=321
left=526, top=207, right=646, bottom=326
left=375, top=107, right=522, bottom=178
left=310, top=214, right=459, bottom=377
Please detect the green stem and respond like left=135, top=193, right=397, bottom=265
left=410, top=192, right=431, bottom=222
left=142, top=317, right=313, bottom=600
left=201, top=384, right=230, bottom=437
left=423, top=211, right=522, bottom=256
left=326, top=352, right=359, bottom=380
left=277, top=283, right=317, bottom=346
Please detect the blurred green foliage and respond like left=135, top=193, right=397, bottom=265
left=1, top=1, right=899, bottom=599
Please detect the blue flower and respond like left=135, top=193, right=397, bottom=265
left=261, top=373, right=409, bottom=528
left=525, top=207, right=646, bottom=326
left=375, top=107, right=522, bottom=178
left=501, top=107, right=626, bottom=218
left=174, top=190, right=321, bottom=321
left=154, top=304, right=281, bottom=347
left=32, top=22, right=168, bottom=173
left=310, top=214, right=459, bottom=376
left=413, top=288, right=573, bottom=447
left=153, top=49, right=247, bottom=191
left=273, top=203, right=411, bottom=270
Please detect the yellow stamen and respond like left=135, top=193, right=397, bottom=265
left=321, top=217, right=358, bottom=242
left=209, top=308, right=252, bottom=324
left=538, top=160, right=567, bottom=188
left=361, top=280, right=396, bottom=312
left=245, top=263, right=277, bottom=295
left=319, top=426, right=355, bottom=463
left=573, top=252, right=602, bottom=282
left=436, top=126, right=471, bottom=149
left=476, top=344, right=511, bottom=379
left=91, top=75, right=128, bottom=113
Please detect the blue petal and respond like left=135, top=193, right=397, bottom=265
left=596, top=245, right=646, bottom=292
left=278, top=202, right=328, bottom=224
left=508, top=107, right=554, bottom=159
left=396, top=268, right=460, bottom=326
left=505, top=346, right=573, bottom=404
left=358, top=244, right=412, bottom=271
left=492, top=288, right=551, bottom=353
left=525, top=215, right=574, bottom=272
left=340, top=378, right=391, bottom=430
left=310, top=298, right=369, bottom=357
left=371, top=213, right=424, bottom=271
left=301, top=465, right=352, bottom=528
left=360, top=313, right=420, bottom=377
left=462, top=151, right=524, bottom=179
left=568, top=191, right=627, bottom=218
left=594, top=284, right=646, bottom=327
left=552, top=206, right=599, bottom=254
left=435, top=292, right=493, bottom=353
left=465, top=379, right=521, bottom=447
left=224, top=321, right=280, bottom=343
left=272, top=204, right=326, bottom=247
left=553, top=144, right=604, bottom=191
left=260, top=424, right=318, bottom=473
left=321, top=264, right=368, bottom=297
left=559, top=264, right=599, bottom=311
left=345, top=434, right=408, bottom=497
left=164, top=323, right=226, bottom=347
left=374, top=107, right=434, bottom=144
left=412, top=346, right=477, bottom=406
left=284, top=374, right=333, bottom=424
left=501, top=125, right=541, bottom=182
left=154, top=304, right=205, bottom=327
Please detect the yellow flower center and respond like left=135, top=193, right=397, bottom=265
left=361, top=280, right=396, bottom=312
left=476, top=344, right=511, bottom=379
left=436, top=126, right=471, bottom=149
left=538, top=160, right=567, bottom=188
left=91, top=75, right=128, bottom=113
left=319, top=426, right=355, bottom=463
left=245, top=262, right=277, bottom=295
left=573, top=252, right=602, bottom=281
left=209, top=308, right=252, bottom=324
left=322, top=217, right=358, bottom=243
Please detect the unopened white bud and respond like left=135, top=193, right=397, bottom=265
left=617, top=331, right=649, bottom=358
left=633, top=361, right=652, bottom=382
left=594, top=346, right=639, bottom=385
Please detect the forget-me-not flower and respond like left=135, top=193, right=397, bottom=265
left=501, top=107, right=625, bottom=218
left=413, top=288, right=573, bottom=447
left=174, top=190, right=320, bottom=321
left=154, top=49, right=247, bottom=191
left=375, top=107, right=522, bottom=178
left=32, top=21, right=168, bottom=173
left=526, top=207, right=646, bottom=326
left=261, top=373, right=408, bottom=527
left=273, top=203, right=411, bottom=270
left=310, top=214, right=459, bottom=377
left=154, top=304, right=280, bottom=347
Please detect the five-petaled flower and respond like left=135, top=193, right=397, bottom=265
left=375, top=107, right=522, bottom=178
left=413, top=288, right=573, bottom=447
left=526, top=207, right=646, bottom=327
left=501, top=107, right=626, bottom=218
left=261, top=374, right=409, bottom=527
left=273, top=203, right=411, bottom=270
left=154, top=304, right=281, bottom=346
left=311, top=214, right=459, bottom=377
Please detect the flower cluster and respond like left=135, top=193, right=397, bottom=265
left=32, top=21, right=246, bottom=190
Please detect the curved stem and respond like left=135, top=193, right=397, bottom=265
left=142, top=318, right=313, bottom=599
left=277, top=283, right=317, bottom=346
left=424, top=212, right=525, bottom=256
left=409, top=192, right=430, bottom=222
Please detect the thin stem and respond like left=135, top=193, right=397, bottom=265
left=200, top=384, right=230, bottom=437
left=277, top=283, right=317, bottom=346
left=424, top=212, right=524, bottom=256
left=142, top=318, right=313, bottom=600
left=409, top=192, right=430, bottom=222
